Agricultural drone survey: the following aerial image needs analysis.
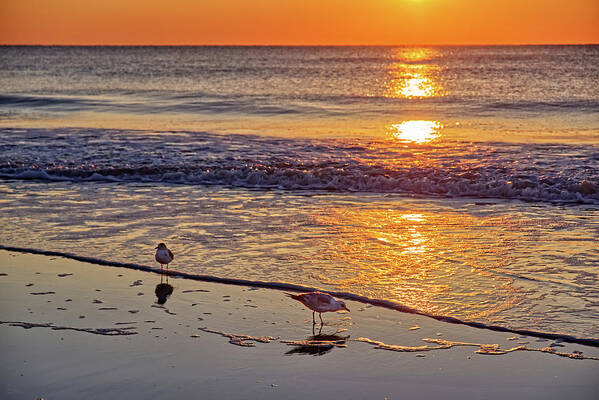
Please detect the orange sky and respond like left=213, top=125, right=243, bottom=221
left=1, top=0, right=598, bottom=45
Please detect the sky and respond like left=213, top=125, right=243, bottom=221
left=1, top=0, right=598, bottom=45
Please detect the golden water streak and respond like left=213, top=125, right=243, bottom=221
left=385, top=48, right=445, bottom=99
left=311, top=207, right=520, bottom=319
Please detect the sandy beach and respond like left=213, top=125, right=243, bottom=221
left=1, top=250, right=597, bottom=399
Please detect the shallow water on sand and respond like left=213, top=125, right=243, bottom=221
left=1, top=181, right=597, bottom=338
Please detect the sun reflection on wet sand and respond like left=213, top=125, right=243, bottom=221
left=385, top=48, right=445, bottom=99
left=389, top=120, right=443, bottom=143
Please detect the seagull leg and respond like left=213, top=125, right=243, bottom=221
left=319, top=313, right=323, bottom=325
left=312, top=311, right=316, bottom=325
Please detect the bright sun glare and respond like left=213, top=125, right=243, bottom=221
left=390, top=120, right=442, bottom=143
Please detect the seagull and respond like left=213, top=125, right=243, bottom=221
left=286, top=291, right=349, bottom=324
left=155, top=243, right=174, bottom=271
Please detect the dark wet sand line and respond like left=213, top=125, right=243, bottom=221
left=2, top=318, right=595, bottom=361
left=0, top=320, right=137, bottom=336
left=197, top=327, right=279, bottom=347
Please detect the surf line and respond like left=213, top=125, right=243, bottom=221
left=2, top=244, right=598, bottom=348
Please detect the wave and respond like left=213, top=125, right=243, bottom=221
left=3, top=91, right=599, bottom=119
left=0, top=93, right=324, bottom=116
left=1, top=127, right=597, bottom=204
left=0, top=94, right=108, bottom=112
left=1, top=162, right=597, bottom=204
left=1, top=244, right=597, bottom=347
left=479, top=99, right=599, bottom=113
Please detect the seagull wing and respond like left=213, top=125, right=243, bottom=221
left=168, top=250, right=174, bottom=260
left=314, top=292, right=335, bottom=306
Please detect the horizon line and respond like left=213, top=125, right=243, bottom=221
left=2, top=42, right=598, bottom=47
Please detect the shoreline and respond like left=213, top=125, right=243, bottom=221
left=2, top=244, right=597, bottom=347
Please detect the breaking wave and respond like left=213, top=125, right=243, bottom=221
left=1, top=161, right=597, bottom=204
left=1, top=128, right=597, bottom=204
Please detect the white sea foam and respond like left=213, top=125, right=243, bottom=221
left=1, top=128, right=597, bottom=204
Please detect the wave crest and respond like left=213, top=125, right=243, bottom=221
left=1, top=162, right=597, bottom=204
left=1, top=128, right=597, bottom=204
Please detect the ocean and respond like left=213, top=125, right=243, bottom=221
left=0, top=45, right=598, bottom=340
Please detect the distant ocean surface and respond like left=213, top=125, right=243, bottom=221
left=1, top=46, right=598, bottom=339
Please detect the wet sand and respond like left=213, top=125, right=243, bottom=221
left=1, top=250, right=598, bottom=399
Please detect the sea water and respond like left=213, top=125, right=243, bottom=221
left=0, top=45, right=597, bottom=339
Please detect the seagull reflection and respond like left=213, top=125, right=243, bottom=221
left=284, top=326, right=349, bottom=356
left=155, top=273, right=174, bottom=305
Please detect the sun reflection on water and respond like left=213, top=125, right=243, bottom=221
left=311, top=207, right=519, bottom=318
left=389, top=120, right=443, bottom=143
left=385, top=48, right=445, bottom=99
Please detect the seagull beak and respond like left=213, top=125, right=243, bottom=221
left=344, top=306, right=350, bottom=312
